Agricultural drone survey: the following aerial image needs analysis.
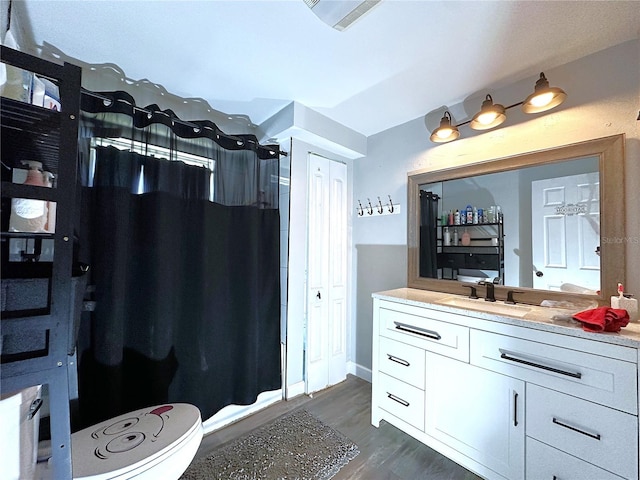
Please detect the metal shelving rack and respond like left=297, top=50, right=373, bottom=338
left=436, top=222, right=505, bottom=282
left=1, top=45, right=81, bottom=479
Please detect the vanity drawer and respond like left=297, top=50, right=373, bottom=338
left=377, top=372, right=425, bottom=431
left=526, top=437, right=625, bottom=480
left=470, top=329, right=638, bottom=414
left=378, top=336, right=425, bottom=389
left=379, top=307, right=469, bottom=362
left=526, top=384, right=638, bottom=479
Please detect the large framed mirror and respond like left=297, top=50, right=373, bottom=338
left=407, top=134, right=625, bottom=306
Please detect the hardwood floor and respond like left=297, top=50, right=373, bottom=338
left=194, top=375, right=482, bottom=479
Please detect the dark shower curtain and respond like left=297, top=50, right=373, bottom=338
left=75, top=92, right=282, bottom=428
left=419, top=190, right=439, bottom=278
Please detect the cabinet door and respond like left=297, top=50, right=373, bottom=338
left=425, top=352, right=524, bottom=480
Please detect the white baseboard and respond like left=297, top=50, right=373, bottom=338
left=286, top=380, right=306, bottom=399
left=202, top=389, right=283, bottom=435
left=348, top=361, right=372, bottom=383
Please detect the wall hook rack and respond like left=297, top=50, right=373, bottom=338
left=356, top=195, right=401, bottom=217
left=366, top=198, right=374, bottom=215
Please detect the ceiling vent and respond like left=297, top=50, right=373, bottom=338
left=303, top=0, right=382, bottom=31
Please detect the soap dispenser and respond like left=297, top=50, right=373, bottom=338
left=612, top=283, right=638, bottom=322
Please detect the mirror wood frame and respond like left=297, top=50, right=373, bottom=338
left=407, top=134, right=625, bottom=306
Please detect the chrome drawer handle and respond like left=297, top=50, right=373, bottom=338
left=387, top=354, right=410, bottom=367
left=500, top=352, right=582, bottom=379
left=394, top=321, right=441, bottom=340
left=386, top=392, right=410, bottom=407
left=552, top=417, right=601, bottom=440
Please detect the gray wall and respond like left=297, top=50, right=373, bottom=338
left=355, top=245, right=406, bottom=373
left=351, top=40, right=640, bottom=374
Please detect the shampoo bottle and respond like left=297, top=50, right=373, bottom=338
left=461, top=229, right=471, bottom=246
left=443, top=227, right=451, bottom=246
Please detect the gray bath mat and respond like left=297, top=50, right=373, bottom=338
left=180, top=409, right=359, bottom=480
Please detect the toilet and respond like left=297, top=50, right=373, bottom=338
left=70, top=403, right=203, bottom=480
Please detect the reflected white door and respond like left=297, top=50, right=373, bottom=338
left=306, top=154, right=347, bottom=394
left=531, top=173, right=600, bottom=292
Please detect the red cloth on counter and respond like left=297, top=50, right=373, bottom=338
left=572, top=306, right=630, bottom=333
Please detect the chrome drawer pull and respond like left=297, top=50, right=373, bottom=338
left=387, top=392, right=410, bottom=407
left=387, top=354, right=410, bottom=367
left=552, top=417, right=601, bottom=440
left=500, top=352, right=582, bottom=379
left=394, top=321, right=441, bottom=340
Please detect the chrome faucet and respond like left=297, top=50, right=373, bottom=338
left=479, top=281, right=496, bottom=302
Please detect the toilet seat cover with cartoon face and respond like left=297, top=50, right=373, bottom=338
left=71, top=403, right=201, bottom=478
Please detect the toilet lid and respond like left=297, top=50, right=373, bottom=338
left=71, top=403, right=201, bottom=479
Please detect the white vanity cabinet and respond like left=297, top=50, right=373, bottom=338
left=425, top=352, right=524, bottom=480
left=372, top=291, right=640, bottom=480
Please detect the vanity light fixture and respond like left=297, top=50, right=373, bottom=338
left=429, top=111, right=460, bottom=143
left=521, top=72, right=567, bottom=114
left=470, top=94, right=506, bottom=130
left=429, top=71, right=566, bottom=143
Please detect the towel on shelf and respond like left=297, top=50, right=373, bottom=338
left=572, top=306, right=630, bottom=333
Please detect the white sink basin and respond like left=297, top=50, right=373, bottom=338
left=438, top=296, right=532, bottom=318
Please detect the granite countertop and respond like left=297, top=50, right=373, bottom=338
left=373, top=288, right=640, bottom=349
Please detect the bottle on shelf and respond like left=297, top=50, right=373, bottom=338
left=487, top=206, right=496, bottom=223
left=461, top=229, right=471, bottom=246
left=443, top=227, right=451, bottom=246
left=9, top=160, right=49, bottom=233
left=43, top=170, right=56, bottom=233
left=452, top=228, right=459, bottom=245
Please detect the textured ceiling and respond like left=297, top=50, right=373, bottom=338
left=18, top=0, right=640, bottom=136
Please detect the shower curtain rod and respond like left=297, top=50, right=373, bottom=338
left=80, top=88, right=287, bottom=157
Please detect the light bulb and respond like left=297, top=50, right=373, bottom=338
left=530, top=91, right=554, bottom=108
left=476, top=111, right=498, bottom=125
left=436, top=127, right=454, bottom=139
